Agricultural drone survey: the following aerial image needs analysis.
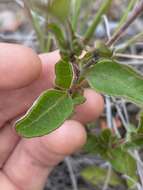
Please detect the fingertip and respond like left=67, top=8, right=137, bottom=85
left=41, top=120, right=87, bottom=155
left=73, top=89, right=104, bottom=124
left=0, top=43, right=42, bottom=90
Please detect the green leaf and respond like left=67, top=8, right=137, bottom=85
left=81, top=166, right=124, bottom=187
left=72, top=92, right=86, bottom=106
left=95, top=41, right=113, bottom=58
left=84, top=133, right=100, bottom=154
left=108, top=148, right=138, bottom=187
left=15, top=89, right=73, bottom=138
left=27, top=0, right=70, bottom=22
left=84, top=129, right=119, bottom=156
left=84, top=130, right=138, bottom=186
left=124, top=134, right=143, bottom=149
left=48, top=0, right=70, bottom=22
left=123, top=113, right=143, bottom=149
left=48, top=23, right=67, bottom=50
left=86, top=59, right=143, bottom=107
left=55, top=60, right=74, bottom=89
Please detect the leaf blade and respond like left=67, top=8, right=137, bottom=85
left=86, top=59, right=143, bottom=106
left=55, top=60, right=74, bottom=89
left=15, top=89, right=73, bottom=138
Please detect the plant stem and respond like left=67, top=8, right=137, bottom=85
left=83, top=0, right=112, bottom=44
left=106, top=0, right=143, bottom=47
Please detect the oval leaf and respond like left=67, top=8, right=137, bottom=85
left=55, top=60, right=74, bottom=89
left=86, top=59, right=143, bottom=106
left=15, top=89, right=73, bottom=138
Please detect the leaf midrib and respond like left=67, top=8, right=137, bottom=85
left=22, top=93, right=68, bottom=129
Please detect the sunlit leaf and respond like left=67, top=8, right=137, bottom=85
left=15, top=89, right=73, bottom=138
left=87, top=59, right=143, bottom=107
left=55, top=60, right=74, bottom=89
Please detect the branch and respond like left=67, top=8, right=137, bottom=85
left=106, top=0, right=143, bottom=47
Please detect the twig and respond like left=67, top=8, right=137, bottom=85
left=65, top=157, right=78, bottom=190
left=111, top=97, right=130, bottom=132
left=102, top=15, right=111, bottom=39
left=102, top=16, right=113, bottom=130
left=123, top=175, right=141, bottom=190
left=102, top=164, right=112, bottom=190
left=14, top=0, right=24, bottom=7
left=121, top=100, right=130, bottom=124
left=134, top=151, right=143, bottom=187
left=105, top=96, right=113, bottom=129
left=115, top=53, right=143, bottom=60
left=106, top=0, right=143, bottom=46
left=114, top=0, right=137, bottom=33
left=116, top=31, right=143, bottom=52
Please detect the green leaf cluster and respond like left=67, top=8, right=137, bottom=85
left=84, top=129, right=138, bottom=187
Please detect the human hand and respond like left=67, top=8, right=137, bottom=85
left=0, top=43, right=104, bottom=190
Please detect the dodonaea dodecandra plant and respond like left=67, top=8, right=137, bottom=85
left=16, top=0, right=143, bottom=186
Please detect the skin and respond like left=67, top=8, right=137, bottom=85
left=0, top=43, right=104, bottom=190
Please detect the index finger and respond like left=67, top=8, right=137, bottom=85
left=0, top=43, right=41, bottom=90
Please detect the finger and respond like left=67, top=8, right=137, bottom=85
left=0, top=90, right=103, bottom=170
left=0, top=123, right=20, bottom=168
left=2, top=120, right=86, bottom=190
left=0, top=51, right=104, bottom=127
left=0, top=51, right=103, bottom=171
left=0, top=43, right=41, bottom=90
left=73, top=89, right=104, bottom=124
left=0, top=88, right=103, bottom=168
left=0, top=51, right=60, bottom=127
